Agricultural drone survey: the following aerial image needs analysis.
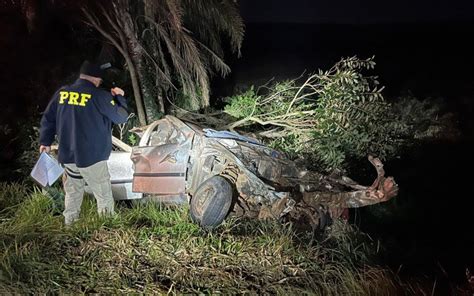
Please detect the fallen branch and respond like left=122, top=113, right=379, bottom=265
left=112, top=136, right=132, bottom=152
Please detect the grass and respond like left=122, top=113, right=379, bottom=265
left=0, top=182, right=419, bottom=294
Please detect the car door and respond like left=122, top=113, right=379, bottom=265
left=131, top=141, right=191, bottom=194
left=130, top=117, right=193, bottom=195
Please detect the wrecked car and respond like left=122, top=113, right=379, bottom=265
left=107, top=115, right=398, bottom=229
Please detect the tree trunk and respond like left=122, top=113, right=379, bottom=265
left=82, top=6, right=147, bottom=126
left=125, top=55, right=147, bottom=126
left=120, top=9, right=148, bottom=126
left=136, top=43, right=161, bottom=121
left=156, top=91, right=166, bottom=114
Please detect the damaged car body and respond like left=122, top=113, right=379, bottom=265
left=107, top=115, right=398, bottom=229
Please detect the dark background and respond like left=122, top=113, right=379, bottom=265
left=239, top=0, right=474, bottom=24
left=228, top=4, right=474, bottom=291
left=1, top=0, right=474, bottom=293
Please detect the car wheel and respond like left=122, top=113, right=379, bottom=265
left=190, top=176, right=233, bottom=229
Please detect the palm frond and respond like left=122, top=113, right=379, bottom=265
left=196, top=40, right=231, bottom=77
left=85, top=0, right=244, bottom=113
left=182, top=0, right=245, bottom=56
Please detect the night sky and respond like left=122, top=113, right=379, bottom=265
left=220, top=1, right=474, bottom=103
left=239, top=0, right=474, bottom=23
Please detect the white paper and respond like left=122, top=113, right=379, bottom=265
left=30, top=152, right=64, bottom=187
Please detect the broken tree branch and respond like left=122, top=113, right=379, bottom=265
left=112, top=136, right=132, bottom=152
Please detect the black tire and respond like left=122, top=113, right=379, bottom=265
left=190, top=176, right=233, bottom=229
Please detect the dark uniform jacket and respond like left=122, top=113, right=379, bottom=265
left=40, top=78, right=129, bottom=167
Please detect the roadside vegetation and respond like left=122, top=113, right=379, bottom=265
left=0, top=182, right=425, bottom=294
left=180, top=57, right=455, bottom=173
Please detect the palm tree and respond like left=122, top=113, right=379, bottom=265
left=83, top=0, right=244, bottom=125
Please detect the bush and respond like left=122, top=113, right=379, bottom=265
left=0, top=183, right=30, bottom=217
left=14, top=117, right=43, bottom=181
left=391, top=93, right=459, bottom=142
left=224, top=57, right=398, bottom=170
left=223, top=56, right=453, bottom=171
left=112, top=112, right=139, bottom=146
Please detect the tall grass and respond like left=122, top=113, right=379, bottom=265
left=0, top=182, right=414, bottom=294
left=0, top=182, right=30, bottom=217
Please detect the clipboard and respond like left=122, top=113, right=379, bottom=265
left=30, top=152, right=64, bottom=187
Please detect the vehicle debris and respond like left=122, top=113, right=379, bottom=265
left=108, top=115, right=398, bottom=229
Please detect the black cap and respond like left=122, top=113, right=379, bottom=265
left=79, top=60, right=111, bottom=78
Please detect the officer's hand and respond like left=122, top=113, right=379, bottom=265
left=39, top=145, right=51, bottom=154
left=111, top=87, right=125, bottom=97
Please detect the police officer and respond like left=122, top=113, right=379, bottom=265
left=39, top=60, right=129, bottom=225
